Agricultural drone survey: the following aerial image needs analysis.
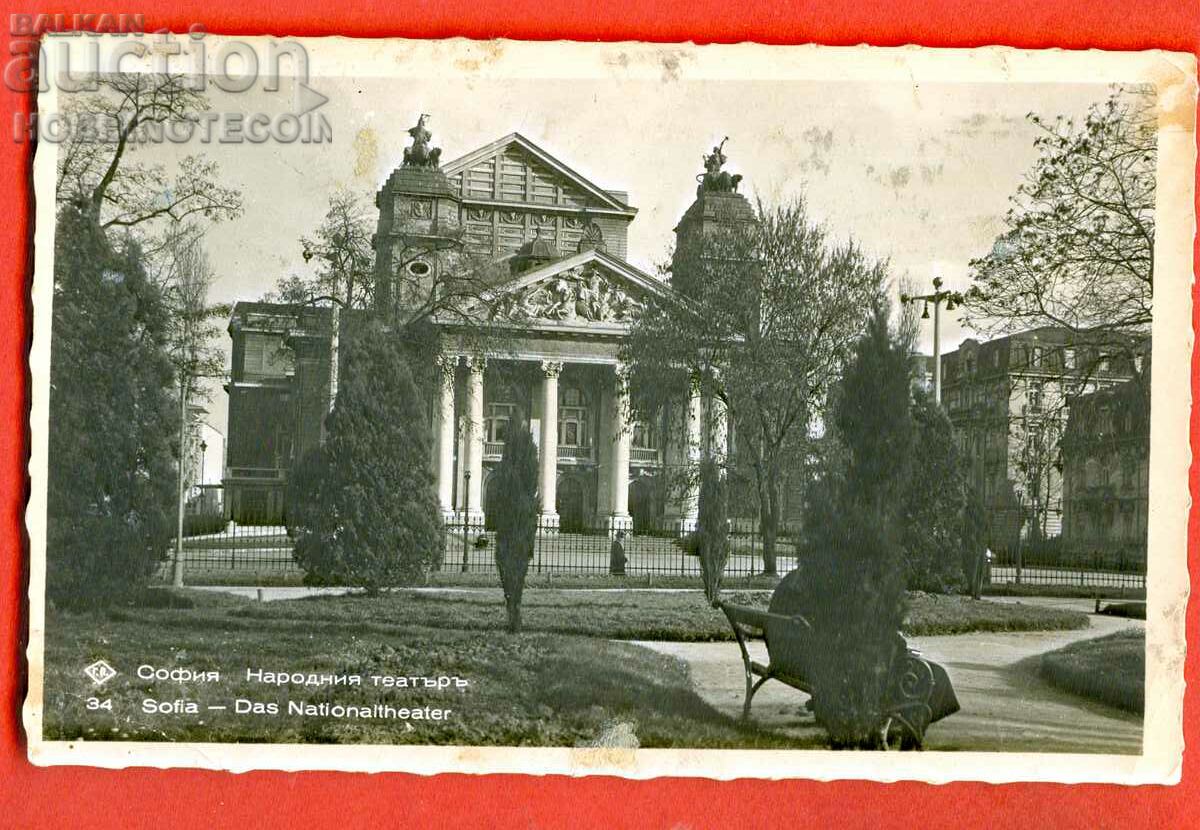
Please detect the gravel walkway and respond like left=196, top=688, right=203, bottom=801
left=634, top=609, right=1144, bottom=753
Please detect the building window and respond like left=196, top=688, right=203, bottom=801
left=1027, top=382, right=1043, bottom=413
left=243, top=333, right=292, bottom=379
left=486, top=403, right=517, bottom=443
left=632, top=422, right=658, bottom=449
left=558, top=385, right=591, bottom=448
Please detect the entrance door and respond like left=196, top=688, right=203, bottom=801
left=556, top=476, right=585, bottom=532
left=629, top=477, right=657, bottom=534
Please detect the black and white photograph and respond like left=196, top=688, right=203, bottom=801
left=23, top=36, right=1194, bottom=781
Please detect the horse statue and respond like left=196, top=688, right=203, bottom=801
left=403, top=113, right=443, bottom=169
left=697, top=136, right=743, bottom=195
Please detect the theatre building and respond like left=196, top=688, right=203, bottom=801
left=224, top=119, right=749, bottom=532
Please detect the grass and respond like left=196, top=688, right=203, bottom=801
left=218, top=587, right=1089, bottom=641
left=179, top=566, right=1142, bottom=604
left=41, top=587, right=1090, bottom=747
left=903, top=593, right=1089, bottom=636
left=174, top=570, right=789, bottom=590
left=1039, top=629, right=1145, bottom=713
left=42, top=590, right=808, bottom=748
left=983, top=583, right=1145, bottom=601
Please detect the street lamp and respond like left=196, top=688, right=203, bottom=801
left=199, top=439, right=207, bottom=488
left=461, top=470, right=472, bottom=573
left=900, top=276, right=965, bottom=406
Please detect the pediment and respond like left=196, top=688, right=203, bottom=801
left=442, top=134, right=635, bottom=216
left=488, top=251, right=668, bottom=326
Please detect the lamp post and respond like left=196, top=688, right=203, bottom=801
left=199, top=439, right=207, bottom=487
left=461, top=470, right=472, bottom=573
left=1013, top=486, right=1025, bottom=586
left=900, top=276, right=965, bottom=405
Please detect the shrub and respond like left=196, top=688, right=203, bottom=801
left=289, top=323, right=442, bottom=592
left=183, top=512, right=226, bottom=537
left=900, top=393, right=970, bottom=593
left=46, top=205, right=177, bottom=609
left=492, top=420, right=539, bottom=632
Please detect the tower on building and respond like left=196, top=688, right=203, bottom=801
left=670, top=137, right=758, bottom=299
left=373, top=114, right=464, bottom=315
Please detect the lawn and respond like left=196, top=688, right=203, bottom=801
left=42, top=590, right=807, bottom=748
left=223, top=588, right=1088, bottom=640
left=41, top=587, right=1088, bottom=747
left=1039, top=628, right=1145, bottom=713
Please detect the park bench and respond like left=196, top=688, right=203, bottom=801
left=718, top=600, right=948, bottom=748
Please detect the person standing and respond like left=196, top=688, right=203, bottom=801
left=609, top=530, right=628, bottom=575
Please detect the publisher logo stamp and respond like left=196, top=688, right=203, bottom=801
left=83, top=659, right=117, bottom=686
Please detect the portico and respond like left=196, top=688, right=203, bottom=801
left=435, top=351, right=671, bottom=534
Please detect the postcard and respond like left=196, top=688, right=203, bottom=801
left=23, top=34, right=1195, bottom=782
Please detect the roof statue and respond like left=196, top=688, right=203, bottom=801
left=697, top=136, right=742, bottom=196
left=403, top=113, right=442, bottom=169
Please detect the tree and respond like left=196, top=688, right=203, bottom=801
left=46, top=203, right=178, bottom=608
left=963, top=87, right=1154, bottom=383
left=56, top=73, right=242, bottom=237
left=900, top=392, right=970, bottom=593
left=492, top=423, right=540, bottom=632
left=155, top=223, right=229, bottom=586
left=288, top=323, right=443, bottom=592
left=774, top=303, right=913, bottom=747
left=623, top=197, right=886, bottom=574
left=267, top=188, right=376, bottom=310
left=961, top=487, right=989, bottom=599
left=696, top=460, right=730, bottom=606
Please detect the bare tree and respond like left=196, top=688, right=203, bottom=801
left=56, top=73, right=243, bottom=233
left=158, top=223, right=228, bottom=586
left=963, top=86, right=1155, bottom=382
left=264, top=188, right=377, bottom=310
left=622, top=197, right=886, bottom=574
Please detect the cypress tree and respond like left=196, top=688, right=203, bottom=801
left=290, top=323, right=442, bottom=591
left=492, top=422, right=539, bottom=633
left=697, top=459, right=730, bottom=606
left=773, top=303, right=914, bottom=747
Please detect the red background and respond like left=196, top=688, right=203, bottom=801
left=1, top=2, right=1197, bottom=827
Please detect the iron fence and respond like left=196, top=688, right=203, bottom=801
left=167, top=522, right=300, bottom=574
left=440, top=517, right=799, bottom=578
left=163, top=514, right=1146, bottom=591
left=986, top=547, right=1146, bottom=590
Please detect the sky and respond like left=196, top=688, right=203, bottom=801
left=85, top=71, right=1116, bottom=434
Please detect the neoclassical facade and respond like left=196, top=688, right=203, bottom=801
left=225, top=119, right=742, bottom=531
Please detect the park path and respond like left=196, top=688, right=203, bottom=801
left=634, top=609, right=1145, bottom=754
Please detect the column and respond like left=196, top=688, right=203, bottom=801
left=463, top=356, right=485, bottom=523
left=678, top=374, right=703, bottom=532
left=538, top=361, right=562, bottom=530
left=435, top=354, right=457, bottom=520
left=607, top=364, right=633, bottom=534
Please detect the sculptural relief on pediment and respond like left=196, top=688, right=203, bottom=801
left=494, top=264, right=647, bottom=324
